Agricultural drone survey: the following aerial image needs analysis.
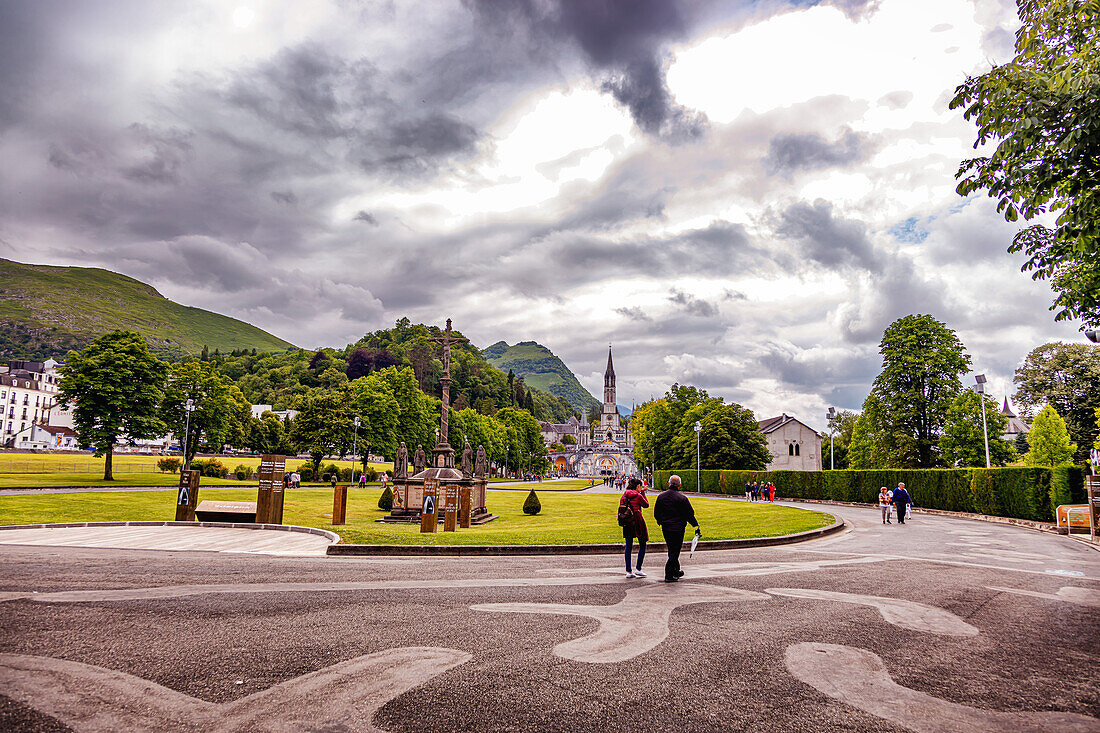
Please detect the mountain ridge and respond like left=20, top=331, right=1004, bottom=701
left=483, top=340, right=600, bottom=413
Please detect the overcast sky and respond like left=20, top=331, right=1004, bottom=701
left=0, top=0, right=1084, bottom=428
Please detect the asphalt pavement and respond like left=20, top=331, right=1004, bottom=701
left=0, top=501, right=1097, bottom=732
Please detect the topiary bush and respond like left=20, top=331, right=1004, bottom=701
left=378, top=486, right=393, bottom=511
left=156, top=457, right=181, bottom=474
left=190, top=458, right=228, bottom=478
left=297, top=466, right=314, bottom=482
left=233, top=464, right=252, bottom=480
left=522, top=489, right=541, bottom=515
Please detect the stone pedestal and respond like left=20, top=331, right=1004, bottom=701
left=381, top=469, right=493, bottom=525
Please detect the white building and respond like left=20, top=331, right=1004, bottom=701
left=251, top=404, right=298, bottom=421
left=0, top=359, right=62, bottom=448
left=1000, top=397, right=1030, bottom=443
left=20, top=423, right=80, bottom=450
left=757, top=414, right=822, bottom=472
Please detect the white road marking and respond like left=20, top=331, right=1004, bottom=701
left=0, top=646, right=471, bottom=733
left=785, top=643, right=1100, bottom=732
left=986, top=585, right=1100, bottom=608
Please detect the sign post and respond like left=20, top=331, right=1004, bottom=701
left=174, top=469, right=200, bottom=521
left=256, top=454, right=286, bottom=524
left=1087, top=476, right=1100, bottom=543
left=420, top=477, right=439, bottom=533
left=443, top=483, right=458, bottom=532
left=332, top=485, right=347, bottom=525
left=459, top=486, right=472, bottom=528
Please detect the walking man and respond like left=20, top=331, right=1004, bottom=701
left=893, top=482, right=912, bottom=525
left=654, top=474, right=700, bottom=583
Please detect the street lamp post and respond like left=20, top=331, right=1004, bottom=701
left=182, top=399, right=195, bottom=471
left=974, top=374, right=991, bottom=468
left=505, top=445, right=510, bottom=478
left=694, top=420, right=702, bottom=493
left=826, top=407, right=836, bottom=471
left=650, top=429, right=656, bottom=478
left=352, top=417, right=360, bottom=486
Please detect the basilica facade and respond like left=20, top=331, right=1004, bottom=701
left=542, top=347, right=639, bottom=477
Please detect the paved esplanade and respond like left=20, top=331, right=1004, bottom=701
left=0, top=503, right=1097, bottom=732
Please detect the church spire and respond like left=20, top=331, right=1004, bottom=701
left=603, top=345, right=616, bottom=406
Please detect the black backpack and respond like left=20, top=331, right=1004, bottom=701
left=617, top=502, right=632, bottom=527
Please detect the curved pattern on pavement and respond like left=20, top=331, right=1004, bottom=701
left=765, top=588, right=979, bottom=636
left=0, top=647, right=471, bottom=733
left=0, top=525, right=333, bottom=555
left=472, top=582, right=768, bottom=663
left=785, top=642, right=1100, bottom=732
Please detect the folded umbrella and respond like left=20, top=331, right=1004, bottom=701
left=689, top=527, right=701, bottom=558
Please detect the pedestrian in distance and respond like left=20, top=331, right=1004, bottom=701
left=893, top=482, right=912, bottom=524
left=769, top=482, right=776, bottom=502
left=620, top=477, right=649, bottom=578
left=745, top=480, right=751, bottom=500
left=878, top=487, right=891, bottom=524
left=654, top=474, right=700, bottom=583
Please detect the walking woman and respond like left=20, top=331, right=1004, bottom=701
left=878, top=486, right=892, bottom=524
left=621, top=477, right=649, bottom=578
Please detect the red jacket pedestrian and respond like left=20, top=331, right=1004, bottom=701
left=620, top=478, right=649, bottom=577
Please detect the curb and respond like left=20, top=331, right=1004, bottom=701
left=0, top=521, right=340, bottom=543
left=325, top=517, right=845, bottom=556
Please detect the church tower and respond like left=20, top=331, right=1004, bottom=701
left=604, top=346, right=616, bottom=407
left=599, top=346, right=621, bottom=439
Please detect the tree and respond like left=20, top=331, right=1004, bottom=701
left=870, top=315, right=971, bottom=467
left=695, top=403, right=770, bottom=470
left=57, top=331, right=167, bottom=480
left=939, top=390, right=1016, bottom=467
left=162, top=360, right=250, bottom=470
left=950, top=0, right=1100, bottom=328
left=290, top=390, right=354, bottom=475
left=1013, top=342, right=1100, bottom=462
left=1024, top=404, right=1077, bottom=466
left=848, top=393, right=905, bottom=469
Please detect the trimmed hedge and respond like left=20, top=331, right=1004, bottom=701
left=655, top=466, right=1087, bottom=522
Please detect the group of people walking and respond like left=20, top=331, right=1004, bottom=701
left=745, top=481, right=775, bottom=502
left=878, top=482, right=912, bottom=524
left=619, top=474, right=699, bottom=582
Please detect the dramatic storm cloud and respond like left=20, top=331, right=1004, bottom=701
left=0, top=0, right=1083, bottom=427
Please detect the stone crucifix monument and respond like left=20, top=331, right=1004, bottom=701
left=382, top=319, right=495, bottom=526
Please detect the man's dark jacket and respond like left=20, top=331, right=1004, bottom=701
left=654, top=488, right=698, bottom=532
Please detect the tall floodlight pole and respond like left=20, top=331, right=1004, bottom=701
left=352, top=417, right=360, bottom=486
left=826, top=406, right=836, bottom=471
left=182, top=399, right=195, bottom=471
left=974, top=374, right=991, bottom=468
left=505, top=444, right=510, bottom=478
left=694, top=420, right=702, bottom=493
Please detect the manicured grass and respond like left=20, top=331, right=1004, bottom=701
left=0, top=488, right=835, bottom=545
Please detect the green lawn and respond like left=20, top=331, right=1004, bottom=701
left=0, top=488, right=834, bottom=545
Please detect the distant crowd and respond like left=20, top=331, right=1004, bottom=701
left=745, top=481, right=776, bottom=502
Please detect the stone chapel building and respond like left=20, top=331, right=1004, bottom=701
left=757, top=414, right=822, bottom=471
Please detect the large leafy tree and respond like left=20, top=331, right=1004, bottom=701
left=950, top=0, right=1100, bottom=328
left=822, top=409, right=858, bottom=469
left=162, top=359, right=250, bottom=470
left=695, top=403, right=770, bottom=470
left=870, top=315, right=971, bottom=467
left=1024, top=404, right=1077, bottom=466
left=848, top=393, right=900, bottom=469
left=939, top=391, right=1016, bottom=467
left=495, top=406, right=547, bottom=473
left=57, top=330, right=167, bottom=480
left=1013, top=341, right=1100, bottom=462
left=290, top=390, right=354, bottom=475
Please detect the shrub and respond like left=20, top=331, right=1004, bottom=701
left=190, top=458, right=228, bottom=478
left=297, top=466, right=314, bottom=482
left=361, top=466, right=378, bottom=482
left=523, top=489, right=541, bottom=515
left=156, top=457, right=181, bottom=474
left=322, top=463, right=340, bottom=482
left=233, top=464, right=252, bottom=481
left=339, top=467, right=353, bottom=482
left=378, top=486, right=393, bottom=511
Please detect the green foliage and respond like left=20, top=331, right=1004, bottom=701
left=822, top=409, right=857, bottom=469
left=155, top=457, right=181, bottom=473
left=162, top=359, right=251, bottom=468
left=522, top=489, right=542, bottom=515
left=656, top=466, right=1062, bottom=521
left=1013, top=342, right=1100, bottom=462
left=57, top=330, right=168, bottom=480
left=495, top=407, right=548, bottom=473
left=939, top=391, right=1016, bottom=466
left=297, top=466, right=314, bottom=482
left=871, top=314, right=971, bottom=467
left=848, top=393, right=901, bottom=469
left=0, top=259, right=294, bottom=360
left=233, top=464, right=252, bottom=480
left=630, top=385, right=768, bottom=471
left=190, top=458, right=229, bottom=478
left=1024, top=405, right=1077, bottom=466
left=377, top=486, right=393, bottom=511
left=950, top=0, right=1100, bottom=327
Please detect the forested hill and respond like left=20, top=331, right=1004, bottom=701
left=482, top=341, right=600, bottom=413
left=214, top=319, right=580, bottom=423
left=0, top=258, right=294, bottom=360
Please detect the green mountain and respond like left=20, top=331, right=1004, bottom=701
left=483, top=340, right=599, bottom=413
left=0, top=258, right=295, bottom=360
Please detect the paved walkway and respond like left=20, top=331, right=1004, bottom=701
left=0, top=525, right=334, bottom=555
left=0, top=502, right=1096, bottom=732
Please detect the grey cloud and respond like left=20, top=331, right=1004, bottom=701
left=763, top=128, right=865, bottom=178
left=877, top=91, right=913, bottom=109
left=774, top=200, right=880, bottom=272
left=669, top=290, right=719, bottom=318
left=270, top=191, right=297, bottom=205
left=615, top=306, right=651, bottom=322
left=119, top=124, right=193, bottom=184
left=354, top=211, right=379, bottom=226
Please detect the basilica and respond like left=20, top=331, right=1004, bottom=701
left=540, top=347, right=639, bottom=477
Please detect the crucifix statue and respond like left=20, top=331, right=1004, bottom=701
left=428, top=319, right=468, bottom=467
